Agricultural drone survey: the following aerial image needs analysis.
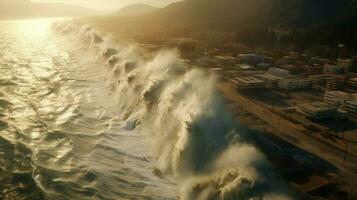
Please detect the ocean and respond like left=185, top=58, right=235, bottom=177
left=0, top=19, right=292, bottom=200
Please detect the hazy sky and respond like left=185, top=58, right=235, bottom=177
left=32, top=0, right=181, bottom=11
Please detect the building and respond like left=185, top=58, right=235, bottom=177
left=280, top=64, right=300, bottom=73
left=238, top=64, right=253, bottom=70
left=268, top=67, right=290, bottom=77
left=324, top=92, right=357, bottom=114
left=309, top=74, right=334, bottom=90
left=235, top=76, right=266, bottom=89
left=345, top=100, right=357, bottom=114
left=214, top=56, right=236, bottom=66
left=237, top=54, right=264, bottom=66
left=255, top=68, right=291, bottom=88
left=240, top=70, right=265, bottom=76
left=298, top=102, right=336, bottom=119
left=256, top=73, right=283, bottom=88
left=276, top=56, right=297, bottom=66
left=324, top=91, right=350, bottom=106
left=257, top=63, right=270, bottom=68
left=325, top=75, right=347, bottom=91
left=308, top=74, right=347, bottom=91
left=323, top=65, right=344, bottom=74
left=319, top=74, right=348, bottom=91
left=349, top=78, right=357, bottom=89
left=337, top=58, right=353, bottom=72
left=278, top=78, right=311, bottom=90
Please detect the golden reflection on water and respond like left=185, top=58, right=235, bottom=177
left=0, top=18, right=70, bottom=143
left=0, top=18, right=67, bottom=58
left=0, top=18, right=66, bottom=37
left=13, top=19, right=51, bottom=38
left=0, top=18, right=180, bottom=200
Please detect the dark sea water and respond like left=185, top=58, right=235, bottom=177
left=0, top=19, right=294, bottom=200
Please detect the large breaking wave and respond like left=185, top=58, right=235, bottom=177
left=52, top=20, right=295, bottom=200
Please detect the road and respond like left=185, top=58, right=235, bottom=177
left=218, top=83, right=357, bottom=183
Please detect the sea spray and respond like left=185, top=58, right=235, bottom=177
left=52, top=20, right=295, bottom=200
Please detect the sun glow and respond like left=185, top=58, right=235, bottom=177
left=9, top=19, right=55, bottom=38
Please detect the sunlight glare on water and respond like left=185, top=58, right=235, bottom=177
left=0, top=19, right=178, bottom=200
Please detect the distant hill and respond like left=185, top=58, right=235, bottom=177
left=147, top=0, right=357, bottom=28
left=268, top=0, right=357, bottom=27
left=149, top=0, right=270, bottom=28
left=0, top=0, right=94, bottom=20
left=89, top=0, right=357, bottom=32
left=114, top=4, right=158, bottom=17
left=86, top=0, right=357, bottom=48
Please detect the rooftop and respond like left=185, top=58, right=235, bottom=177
left=350, top=93, right=357, bottom=101
left=257, top=73, right=284, bottom=81
left=215, top=55, right=236, bottom=60
left=282, top=77, right=310, bottom=82
left=350, top=77, right=357, bottom=82
left=299, top=102, right=335, bottom=113
left=325, top=91, right=349, bottom=97
left=238, top=54, right=262, bottom=57
left=236, top=76, right=264, bottom=84
left=239, top=64, right=253, bottom=70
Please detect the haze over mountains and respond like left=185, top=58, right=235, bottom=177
left=166, top=0, right=357, bottom=26
left=84, top=0, right=357, bottom=49
left=1, top=0, right=355, bottom=47
left=114, top=4, right=157, bottom=17
left=0, top=0, right=94, bottom=20
left=148, top=0, right=357, bottom=28
left=90, top=0, right=357, bottom=31
left=3, top=0, right=356, bottom=28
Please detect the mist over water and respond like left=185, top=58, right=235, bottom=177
left=0, top=19, right=294, bottom=200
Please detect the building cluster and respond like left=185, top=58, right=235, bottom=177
left=226, top=53, right=357, bottom=93
left=309, top=61, right=354, bottom=91
left=233, top=67, right=311, bottom=91
left=220, top=51, right=357, bottom=121
left=299, top=91, right=357, bottom=119
left=324, top=91, right=357, bottom=114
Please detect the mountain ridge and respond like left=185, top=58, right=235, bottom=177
left=85, top=0, right=357, bottom=48
left=147, top=0, right=357, bottom=28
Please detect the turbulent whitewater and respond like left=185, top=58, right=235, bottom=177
left=0, top=19, right=293, bottom=200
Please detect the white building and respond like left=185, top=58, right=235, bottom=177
left=214, top=56, right=236, bottom=66
left=268, top=67, right=290, bottom=77
left=278, top=78, right=311, bottom=90
left=239, top=64, right=253, bottom=70
left=298, top=102, right=336, bottom=119
left=324, top=92, right=357, bottom=114
left=256, top=73, right=283, bottom=88
left=235, top=76, right=266, bottom=89
left=324, top=91, right=350, bottom=106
